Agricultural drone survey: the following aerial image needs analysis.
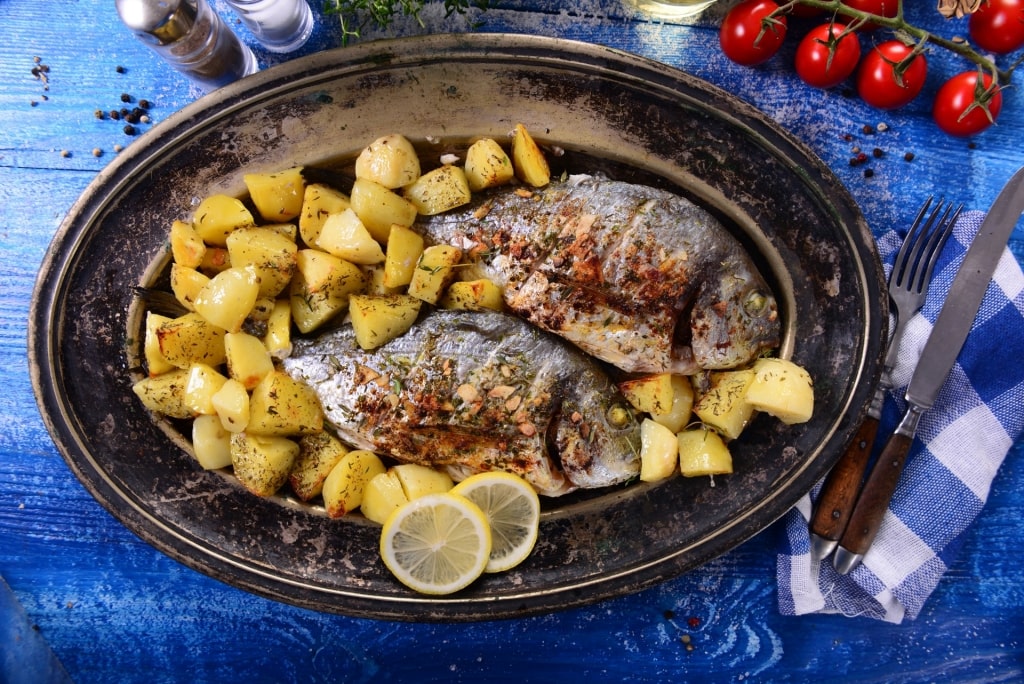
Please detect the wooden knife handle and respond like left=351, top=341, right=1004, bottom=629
left=809, top=416, right=880, bottom=542
left=837, top=432, right=914, bottom=556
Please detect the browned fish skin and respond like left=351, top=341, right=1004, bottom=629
left=418, top=175, right=780, bottom=374
left=282, top=310, right=641, bottom=496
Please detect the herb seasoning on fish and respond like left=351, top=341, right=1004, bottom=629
left=416, top=175, right=780, bottom=374
left=283, top=310, right=641, bottom=496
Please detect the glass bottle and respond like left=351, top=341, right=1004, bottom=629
left=224, top=0, right=314, bottom=54
left=116, top=0, right=258, bottom=92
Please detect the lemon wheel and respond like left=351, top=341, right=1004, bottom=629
left=379, top=492, right=492, bottom=595
left=451, top=471, right=541, bottom=573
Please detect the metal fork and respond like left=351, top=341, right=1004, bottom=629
left=809, top=197, right=962, bottom=560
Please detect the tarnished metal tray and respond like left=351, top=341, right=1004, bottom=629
left=29, top=34, right=885, bottom=621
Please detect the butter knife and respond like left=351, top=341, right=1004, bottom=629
left=834, top=166, right=1024, bottom=574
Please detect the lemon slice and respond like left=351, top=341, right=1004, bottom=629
left=380, top=492, right=492, bottom=595
left=451, top=471, right=540, bottom=573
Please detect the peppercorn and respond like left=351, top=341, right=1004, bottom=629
left=109, top=110, right=121, bottom=120
left=862, top=124, right=875, bottom=135
left=872, top=148, right=884, bottom=158
left=116, top=65, right=126, bottom=74
left=120, top=93, right=132, bottom=103
left=864, top=169, right=875, bottom=178
left=904, top=152, right=915, bottom=162
left=123, top=124, right=137, bottom=135
left=92, top=148, right=103, bottom=157
left=138, top=99, right=151, bottom=110
left=94, top=110, right=105, bottom=119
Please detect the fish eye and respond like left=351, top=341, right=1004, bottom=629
left=606, top=404, right=633, bottom=428
left=744, top=290, right=768, bottom=315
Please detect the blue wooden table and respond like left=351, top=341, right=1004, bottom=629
left=2, top=0, right=1023, bottom=681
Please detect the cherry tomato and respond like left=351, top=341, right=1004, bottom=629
left=842, top=0, right=898, bottom=30
left=720, top=0, right=788, bottom=66
left=855, top=41, right=927, bottom=109
left=933, top=71, right=1004, bottom=137
left=969, top=0, right=1024, bottom=54
left=795, top=23, right=862, bottom=88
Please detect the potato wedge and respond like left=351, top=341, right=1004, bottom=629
left=192, top=414, right=234, bottom=470
left=315, top=208, right=386, bottom=265
left=211, top=378, right=249, bottom=433
left=438, top=278, right=504, bottom=312
left=348, top=294, right=423, bottom=351
left=360, top=470, right=409, bottom=524
left=349, top=178, right=418, bottom=243
left=243, top=167, right=305, bottom=222
left=354, top=133, right=420, bottom=189
left=143, top=312, right=176, bottom=377
left=299, top=183, right=350, bottom=246
left=745, top=358, right=814, bottom=425
left=677, top=428, right=733, bottom=477
left=247, top=370, right=324, bottom=436
left=290, top=431, right=350, bottom=501
left=224, top=331, right=274, bottom=390
left=184, top=363, right=228, bottom=416
left=322, top=450, right=387, bottom=518
left=263, top=299, right=293, bottom=359
left=169, top=264, right=210, bottom=313
left=511, top=123, right=550, bottom=187
left=170, top=219, right=206, bottom=269
left=156, top=312, right=226, bottom=369
left=132, top=369, right=192, bottom=419
left=692, top=369, right=756, bottom=440
left=403, top=165, right=472, bottom=216
left=408, top=244, right=463, bottom=305
left=464, top=138, right=514, bottom=191
left=230, top=432, right=299, bottom=497
left=289, top=249, right=367, bottom=334
left=192, top=266, right=261, bottom=334
left=639, top=419, right=679, bottom=482
left=649, top=375, right=695, bottom=433
left=193, top=194, right=255, bottom=246
left=618, top=373, right=674, bottom=415
left=226, top=227, right=298, bottom=298
left=392, top=463, right=453, bottom=500
left=382, top=223, right=425, bottom=289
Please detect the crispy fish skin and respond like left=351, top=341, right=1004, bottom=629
left=281, top=310, right=641, bottom=496
left=418, top=175, right=780, bottom=374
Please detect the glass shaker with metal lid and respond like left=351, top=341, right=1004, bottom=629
left=116, top=0, right=258, bottom=91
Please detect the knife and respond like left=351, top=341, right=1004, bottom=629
left=833, top=166, right=1024, bottom=575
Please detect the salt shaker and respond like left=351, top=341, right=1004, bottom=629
left=224, top=0, right=314, bottom=53
left=116, top=0, right=258, bottom=92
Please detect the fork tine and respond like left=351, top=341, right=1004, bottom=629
left=891, top=197, right=935, bottom=289
left=915, top=203, right=962, bottom=292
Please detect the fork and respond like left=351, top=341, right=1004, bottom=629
left=809, top=197, right=962, bottom=560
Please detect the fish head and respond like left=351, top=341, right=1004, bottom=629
left=690, top=257, right=780, bottom=370
left=551, top=380, right=641, bottom=489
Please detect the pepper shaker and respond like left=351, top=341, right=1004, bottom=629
left=224, top=0, right=314, bottom=53
left=116, top=0, right=258, bottom=92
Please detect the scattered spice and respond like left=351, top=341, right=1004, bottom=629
left=92, top=148, right=103, bottom=157
left=862, top=124, right=875, bottom=135
left=904, top=152, right=916, bottom=162
left=864, top=168, right=875, bottom=178
left=872, top=147, right=884, bottom=158
left=120, top=92, right=132, bottom=103
left=116, top=65, right=126, bottom=74
left=877, top=122, right=889, bottom=132
left=123, top=124, right=137, bottom=135
left=60, top=149, right=70, bottom=158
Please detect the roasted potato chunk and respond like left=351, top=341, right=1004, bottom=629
left=247, top=370, right=324, bottom=436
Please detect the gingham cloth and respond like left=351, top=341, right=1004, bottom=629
left=777, top=210, right=1024, bottom=623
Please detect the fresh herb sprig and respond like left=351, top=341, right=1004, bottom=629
left=324, top=0, right=492, bottom=45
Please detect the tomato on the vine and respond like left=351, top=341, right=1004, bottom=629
left=969, top=0, right=1024, bottom=55
left=795, top=23, right=862, bottom=88
left=720, top=0, right=788, bottom=66
left=855, top=41, right=927, bottom=109
left=933, top=71, right=1004, bottom=136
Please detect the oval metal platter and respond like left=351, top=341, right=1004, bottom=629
left=28, top=34, right=886, bottom=621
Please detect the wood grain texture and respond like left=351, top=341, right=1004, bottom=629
left=2, top=0, right=1024, bottom=680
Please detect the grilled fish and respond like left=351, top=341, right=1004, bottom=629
left=282, top=309, right=641, bottom=496
left=417, top=175, right=780, bottom=374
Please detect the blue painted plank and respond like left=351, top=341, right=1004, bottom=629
left=2, top=0, right=1024, bottom=680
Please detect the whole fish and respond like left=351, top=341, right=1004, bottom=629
left=282, top=309, right=641, bottom=496
left=417, top=175, right=780, bottom=374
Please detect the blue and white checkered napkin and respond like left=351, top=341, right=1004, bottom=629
left=776, top=210, right=1024, bottom=623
